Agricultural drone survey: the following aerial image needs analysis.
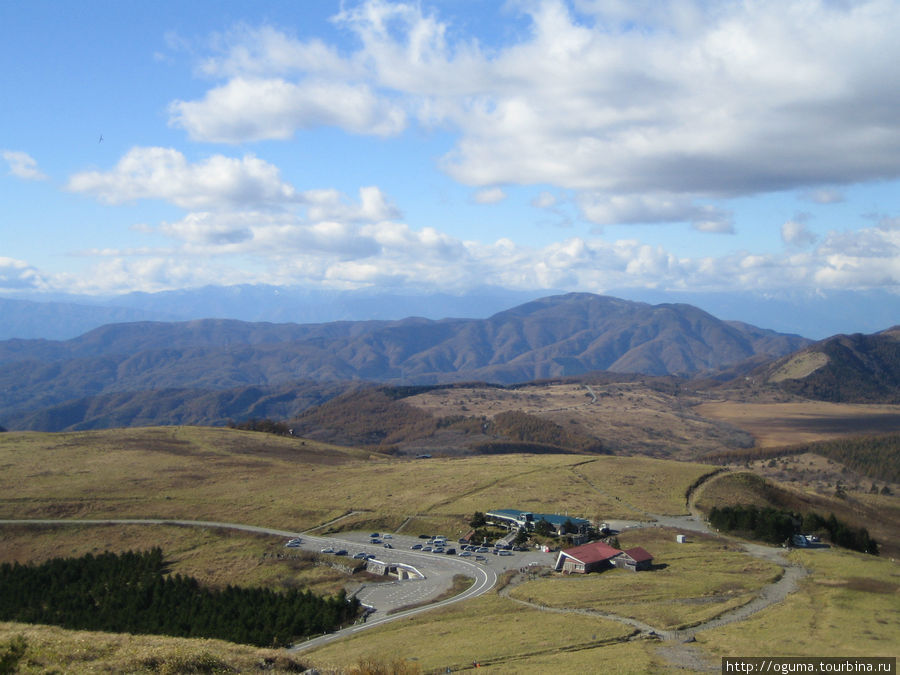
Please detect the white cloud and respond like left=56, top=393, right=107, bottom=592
left=34, top=209, right=900, bottom=296
left=0, top=257, right=45, bottom=290
left=173, top=0, right=900, bottom=227
left=781, top=220, right=818, bottom=248
left=2, top=150, right=47, bottom=181
left=66, top=147, right=298, bottom=209
left=579, top=193, right=733, bottom=231
left=169, top=77, right=406, bottom=142
left=473, top=187, right=506, bottom=204
left=532, top=191, right=558, bottom=209
left=301, top=186, right=401, bottom=222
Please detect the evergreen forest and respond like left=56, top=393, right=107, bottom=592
left=0, top=548, right=360, bottom=647
left=708, top=505, right=879, bottom=555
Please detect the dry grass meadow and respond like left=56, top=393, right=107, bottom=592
left=408, top=382, right=755, bottom=458
left=2, top=423, right=898, bottom=672
left=0, top=427, right=715, bottom=533
left=695, top=548, right=900, bottom=659
left=508, top=527, right=782, bottom=630
left=695, top=400, right=900, bottom=447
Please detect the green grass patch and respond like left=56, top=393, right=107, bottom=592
left=303, top=592, right=634, bottom=673
left=696, top=548, right=900, bottom=657
left=509, top=528, right=782, bottom=630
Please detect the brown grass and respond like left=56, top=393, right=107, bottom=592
left=696, top=548, right=900, bottom=658
left=0, top=523, right=359, bottom=596
left=509, top=527, right=780, bottom=630
left=695, top=400, right=900, bottom=447
left=0, top=621, right=308, bottom=674
left=0, top=427, right=717, bottom=534
left=408, top=382, right=754, bottom=459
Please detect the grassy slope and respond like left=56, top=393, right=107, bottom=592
left=1, top=426, right=897, bottom=672
left=509, top=528, right=782, bottom=630
left=694, top=471, right=900, bottom=558
left=696, top=548, right=900, bottom=658
left=0, top=427, right=713, bottom=532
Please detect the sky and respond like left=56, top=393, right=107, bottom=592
left=2, top=0, right=900, bottom=302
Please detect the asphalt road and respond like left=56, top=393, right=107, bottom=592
left=0, top=518, right=546, bottom=649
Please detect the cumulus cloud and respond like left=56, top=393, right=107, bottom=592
left=2, top=150, right=47, bottom=181
left=301, top=186, right=401, bottom=222
left=170, top=0, right=900, bottom=228
left=579, top=193, right=733, bottom=232
left=782, top=219, right=818, bottom=248
left=42, top=208, right=900, bottom=295
left=66, top=147, right=298, bottom=209
left=169, top=77, right=406, bottom=142
left=0, top=257, right=45, bottom=290
left=473, top=187, right=506, bottom=204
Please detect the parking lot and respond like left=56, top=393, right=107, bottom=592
left=284, top=530, right=556, bottom=614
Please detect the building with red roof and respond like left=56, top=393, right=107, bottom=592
left=554, top=541, right=653, bottom=574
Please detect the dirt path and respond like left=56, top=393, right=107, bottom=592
left=500, top=543, right=806, bottom=671
left=496, top=470, right=810, bottom=672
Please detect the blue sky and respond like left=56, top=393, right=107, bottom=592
left=2, top=0, right=899, bottom=300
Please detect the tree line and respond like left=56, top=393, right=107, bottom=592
left=0, top=548, right=360, bottom=647
left=706, top=433, right=900, bottom=484
left=708, top=505, right=878, bottom=555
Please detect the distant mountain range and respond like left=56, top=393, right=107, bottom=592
left=3, top=285, right=900, bottom=340
left=0, top=293, right=813, bottom=431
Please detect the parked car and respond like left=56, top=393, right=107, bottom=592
left=335, top=550, right=348, bottom=556
left=370, top=533, right=380, bottom=538
left=445, top=548, right=456, bottom=555
left=383, top=543, right=393, bottom=549
left=320, top=547, right=335, bottom=554
left=458, top=551, right=472, bottom=557
left=410, top=543, right=422, bottom=550
left=353, top=552, right=367, bottom=559
left=475, top=555, right=486, bottom=561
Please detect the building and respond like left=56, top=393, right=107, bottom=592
left=554, top=541, right=624, bottom=573
left=612, top=547, right=654, bottom=572
left=554, top=541, right=654, bottom=573
left=485, top=509, right=592, bottom=535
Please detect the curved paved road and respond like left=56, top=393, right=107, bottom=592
left=0, top=477, right=810, bottom=662
left=0, top=518, right=499, bottom=650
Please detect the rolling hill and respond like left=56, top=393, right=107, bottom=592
left=754, top=326, right=900, bottom=403
left=0, top=293, right=812, bottom=431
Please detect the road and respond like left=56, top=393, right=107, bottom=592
left=0, top=502, right=810, bottom=664
left=0, top=518, right=529, bottom=649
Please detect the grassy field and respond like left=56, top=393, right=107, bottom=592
left=0, top=523, right=356, bottom=596
left=0, top=427, right=717, bottom=535
left=508, top=528, right=782, bottom=630
left=302, top=591, right=637, bottom=672
left=0, top=622, right=309, bottom=674
left=2, top=425, right=897, bottom=672
left=695, top=400, right=900, bottom=447
left=696, top=548, right=900, bottom=658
